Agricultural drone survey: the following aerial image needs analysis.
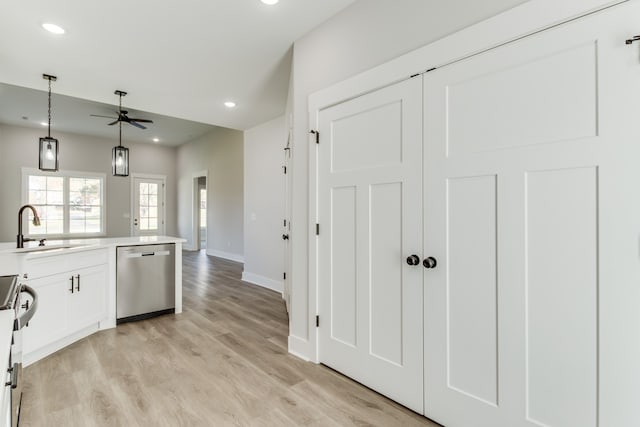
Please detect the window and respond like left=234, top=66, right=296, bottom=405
left=199, top=188, right=207, bottom=228
left=23, top=169, right=105, bottom=237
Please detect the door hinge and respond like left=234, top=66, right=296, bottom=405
left=310, top=130, right=319, bottom=144
left=316, top=223, right=319, bottom=235
left=316, top=315, right=319, bottom=327
left=283, top=272, right=286, bottom=280
left=283, top=166, right=287, bottom=174
left=283, top=219, right=287, bottom=227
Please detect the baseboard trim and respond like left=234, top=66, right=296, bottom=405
left=207, top=249, right=244, bottom=263
left=241, top=272, right=283, bottom=293
left=288, top=335, right=316, bottom=363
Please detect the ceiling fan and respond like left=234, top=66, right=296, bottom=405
left=91, top=90, right=153, bottom=130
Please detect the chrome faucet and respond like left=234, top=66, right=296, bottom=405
left=17, top=204, right=41, bottom=248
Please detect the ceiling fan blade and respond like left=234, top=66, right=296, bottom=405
left=129, top=118, right=153, bottom=123
left=108, top=120, right=119, bottom=126
left=129, top=121, right=147, bottom=130
left=91, top=114, right=118, bottom=119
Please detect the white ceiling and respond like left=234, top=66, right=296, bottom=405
left=0, top=0, right=357, bottom=132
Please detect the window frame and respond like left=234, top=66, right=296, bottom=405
left=21, top=167, right=107, bottom=239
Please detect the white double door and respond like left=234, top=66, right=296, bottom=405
left=317, top=2, right=640, bottom=426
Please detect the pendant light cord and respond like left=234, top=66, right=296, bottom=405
left=119, top=93, right=123, bottom=147
left=47, top=78, right=52, bottom=138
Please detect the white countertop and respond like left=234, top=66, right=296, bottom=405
left=0, top=236, right=186, bottom=257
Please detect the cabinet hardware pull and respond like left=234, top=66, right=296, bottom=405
left=75, top=274, right=80, bottom=292
left=69, top=276, right=74, bottom=293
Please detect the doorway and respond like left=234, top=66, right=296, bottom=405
left=192, top=171, right=208, bottom=251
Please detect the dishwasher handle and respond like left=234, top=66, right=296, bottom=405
left=124, top=250, right=171, bottom=258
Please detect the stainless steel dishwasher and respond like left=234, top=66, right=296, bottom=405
left=116, top=244, right=175, bottom=323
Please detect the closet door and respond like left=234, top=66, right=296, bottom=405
left=423, top=2, right=640, bottom=426
left=317, top=77, right=424, bottom=412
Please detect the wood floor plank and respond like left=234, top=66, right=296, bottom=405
left=21, top=251, right=440, bottom=426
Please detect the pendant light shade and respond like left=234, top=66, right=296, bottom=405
left=39, top=74, right=59, bottom=171
left=112, top=91, right=129, bottom=176
left=39, top=137, right=59, bottom=171
left=112, top=144, right=129, bottom=176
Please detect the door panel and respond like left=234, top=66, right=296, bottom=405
left=318, top=77, right=423, bottom=412
left=447, top=174, right=498, bottom=406
left=424, top=2, right=640, bottom=426
left=525, top=167, right=597, bottom=427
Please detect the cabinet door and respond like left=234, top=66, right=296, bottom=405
left=70, top=265, right=107, bottom=329
left=22, top=273, right=71, bottom=354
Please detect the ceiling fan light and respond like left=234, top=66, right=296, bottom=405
left=42, top=23, right=65, bottom=34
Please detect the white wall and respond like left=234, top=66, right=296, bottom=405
left=177, top=127, right=244, bottom=261
left=0, top=123, right=178, bottom=241
left=242, top=115, right=286, bottom=293
left=287, top=0, right=538, bottom=358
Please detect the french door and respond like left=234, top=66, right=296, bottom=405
left=132, top=176, right=165, bottom=236
left=423, top=2, right=640, bottom=426
left=317, top=76, right=424, bottom=412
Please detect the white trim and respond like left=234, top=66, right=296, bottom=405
left=206, top=249, right=244, bottom=263
left=130, top=173, right=167, bottom=236
left=288, top=335, right=312, bottom=362
left=21, top=167, right=107, bottom=238
left=241, top=272, right=284, bottom=293
left=302, top=0, right=626, bottom=364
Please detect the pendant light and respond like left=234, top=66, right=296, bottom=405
left=112, top=90, right=129, bottom=176
left=39, top=74, right=59, bottom=171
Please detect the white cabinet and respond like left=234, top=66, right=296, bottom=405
left=21, top=249, right=107, bottom=360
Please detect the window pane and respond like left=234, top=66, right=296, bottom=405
left=140, top=195, right=148, bottom=206
left=29, top=190, right=46, bottom=204
left=140, top=218, right=149, bottom=230
left=46, top=177, right=63, bottom=191
left=148, top=184, right=158, bottom=195
left=29, top=176, right=46, bottom=191
left=48, top=191, right=63, bottom=205
left=86, top=220, right=100, bottom=233
left=148, top=218, right=158, bottom=230
left=70, top=219, right=86, bottom=233
left=148, top=207, right=157, bottom=218
left=149, top=195, right=157, bottom=207
left=140, top=183, right=148, bottom=195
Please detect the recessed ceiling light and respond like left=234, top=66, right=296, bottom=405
left=152, top=138, right=159, bottom=143
left=224, top=101, right=236, bottom=108
left=42, top=23, right=65, bottom=34
left=40, top=122, right=48, bottom=126
left=261, top=0, right=279, bottom=4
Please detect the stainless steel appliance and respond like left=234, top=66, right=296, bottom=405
left=116, top=244, right=175, bottom=323
left=0, top=274, right=38, bottom=427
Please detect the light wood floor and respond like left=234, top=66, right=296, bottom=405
left=21, top=250, right=440, bottom=426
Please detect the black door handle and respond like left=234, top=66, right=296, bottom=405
left=423, top=257, right=437, bottom=269
left=406, top=255, right=420, bottom=266
left=282, top=234, right=289, bottom=240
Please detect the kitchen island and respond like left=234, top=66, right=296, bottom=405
left=0, top=236, right=185, bottom=365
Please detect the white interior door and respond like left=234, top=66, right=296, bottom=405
left=317, top=77, right=424, bottom=412
left=132, top=177, right=165, bottom=236
left=424, top=3, right=640, bottom=426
